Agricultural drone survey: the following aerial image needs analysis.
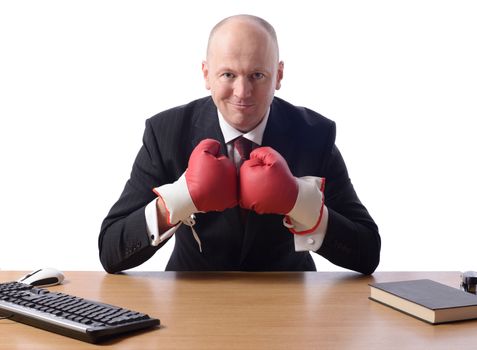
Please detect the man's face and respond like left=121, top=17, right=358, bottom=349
left=202, top=21, right=284, bottom=132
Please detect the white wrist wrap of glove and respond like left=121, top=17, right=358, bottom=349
left=153, top=173, right=198, bottom=226
left=283, top=176, right=326, bottom=234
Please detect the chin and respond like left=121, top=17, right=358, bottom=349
left=221, top=108, right=262, bottom=132
left=230, top=115, right=256, bottom=132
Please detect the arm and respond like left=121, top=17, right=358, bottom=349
left=99, top=127, right=238, bottom=273
left=238, top=143, right=380, bottom=274
left=317, top=145, right=381, bottom=275
left=98, top=119, right=173, bottom=274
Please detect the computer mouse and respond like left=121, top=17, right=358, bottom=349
left=18, top=268, right=65, bottom=287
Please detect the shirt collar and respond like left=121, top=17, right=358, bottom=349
left=217, top=107, right=270, bottom=146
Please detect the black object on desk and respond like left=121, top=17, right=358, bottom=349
left=461, top=271, right=477, bottom=294
left=0, top=281, right=159, bottom=343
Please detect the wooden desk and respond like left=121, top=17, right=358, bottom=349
left=0, top=271, right=474, bottom=349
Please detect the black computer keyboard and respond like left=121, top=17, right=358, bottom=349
left=0, top=281, right=160, bottom=343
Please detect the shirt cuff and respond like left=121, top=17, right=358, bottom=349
left=152, top=172, right=197, bottom=226
left=294, top=206, right=329, bottom=251
left=145, top=198, right=179, bottom=246
left=285, top=176, right=325, bottom=234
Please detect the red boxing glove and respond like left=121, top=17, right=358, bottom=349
left=186, top=139, right=238, bottom=211
left=239, top=147, right=298, bottom=214
left=154, top=139, right=237, bottom=225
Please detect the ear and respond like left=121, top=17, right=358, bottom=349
left=275, top=61, right=284, bottom=90
left=202, top=61, right=211, bottom=90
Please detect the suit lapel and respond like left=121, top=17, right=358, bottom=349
left=262, top=98, right=296, bottom=164
left=191, top=97, right=228, bottom=155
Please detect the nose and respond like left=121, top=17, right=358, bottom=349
left=233, top=76, right=252, bottom=99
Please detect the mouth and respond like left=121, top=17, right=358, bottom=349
left=229, top=102, right=255, bottom=111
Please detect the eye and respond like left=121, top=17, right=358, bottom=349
left=220, top=72, right=235, bottom=79
left=251, top=72, right=265, bottom=80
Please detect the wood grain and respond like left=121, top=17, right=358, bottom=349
left=0, top=271, right=474, bottom=349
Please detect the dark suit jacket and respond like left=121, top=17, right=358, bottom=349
left=98, top=96, right=380, bottom=274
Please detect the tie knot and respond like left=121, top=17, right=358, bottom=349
left=234, top=136, right=254, bottom=162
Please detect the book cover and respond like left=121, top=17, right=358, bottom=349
left=369, top=279, right=477, bottom=324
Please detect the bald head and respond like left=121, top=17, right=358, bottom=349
left=202, top=14, right=284, bottom=132
left=206, top=15, right=279, bottom=61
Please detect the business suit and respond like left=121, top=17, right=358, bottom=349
left=98, top=96, right=380, bottom=274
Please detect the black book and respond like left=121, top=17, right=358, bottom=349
left=369, top=279, right=477, bottom=324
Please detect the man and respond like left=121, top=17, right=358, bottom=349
left=98, top=15, right=381, bottom=274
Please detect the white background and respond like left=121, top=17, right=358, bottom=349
left=1, top=1, right=476, bottom=272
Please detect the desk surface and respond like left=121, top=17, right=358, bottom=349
left=0, top=271, right=475, bottom=349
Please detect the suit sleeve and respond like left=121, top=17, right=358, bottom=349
left=98, top=119, right=172, bottom=273
left=317, top=145, right=381, bottom=275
